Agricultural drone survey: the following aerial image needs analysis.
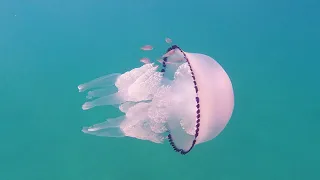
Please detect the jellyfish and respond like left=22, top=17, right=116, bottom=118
left=78, top=44, right=234, bottom=155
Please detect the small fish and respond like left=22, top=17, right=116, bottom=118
left=165, top=37, right=172, bottom=44
left=157, top=59, right=180, bottom=65
left=162, top=49, right=176, bottom=58
left=140, top=58, right=151, bottom=64
left=141, top=45, right=153, bottom=51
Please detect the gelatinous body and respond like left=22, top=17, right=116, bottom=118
left=78, top=45, right=234, bottom=155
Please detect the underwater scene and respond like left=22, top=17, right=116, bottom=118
left=1, top=0, right=319, bottom=180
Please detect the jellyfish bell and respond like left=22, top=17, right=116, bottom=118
left=78, top=44, right=234, bottom=155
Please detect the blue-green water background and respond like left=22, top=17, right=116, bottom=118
left=1, top=0, right=319, bottom=180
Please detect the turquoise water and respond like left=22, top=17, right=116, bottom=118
left=1, top=0, right=319, bottom=179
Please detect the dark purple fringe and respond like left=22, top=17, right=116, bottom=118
left=161, top=45, right=201, bottom=155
